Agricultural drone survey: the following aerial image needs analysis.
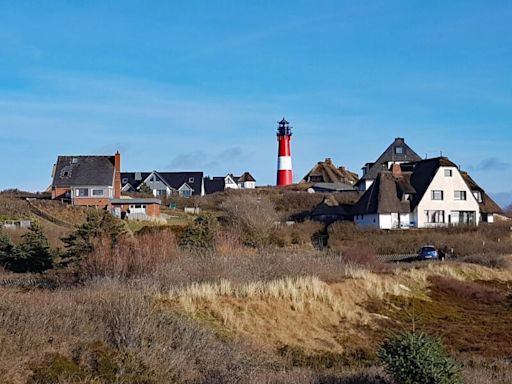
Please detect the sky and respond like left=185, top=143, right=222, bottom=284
left=1, top=1, right=511, bottom=205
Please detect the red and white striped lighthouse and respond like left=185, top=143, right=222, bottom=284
left=276, top=117, right=293, bottom=186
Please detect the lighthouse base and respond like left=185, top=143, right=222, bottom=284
left=277, top=170, right=293, bottom=186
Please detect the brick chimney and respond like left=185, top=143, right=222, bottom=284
left=114, top=151, right=121, bottom=199
left=392, top=162, right=402, bottom=176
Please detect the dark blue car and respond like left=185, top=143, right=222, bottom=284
left=417, top=245, right=440, bottom=260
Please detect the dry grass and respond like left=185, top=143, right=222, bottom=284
left=328, top=221, right=512, bottom=257
left=166, top=276, right=339, bottom=312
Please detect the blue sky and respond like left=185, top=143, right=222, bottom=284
left=1, top=1, right=511, bottom=205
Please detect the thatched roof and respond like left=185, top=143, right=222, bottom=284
left=460, top=172, right=503, bottom=214
left=354, top=172, right=413, bottom=214
left=301, top=158, right=359, bottom=185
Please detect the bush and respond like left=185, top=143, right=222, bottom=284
left=179, top=212, right=219, bottom=250
left=460, top=253, right=510, bottom=269
left=378, top=331, right=462, bottom=384
left=221, top=195, right=279, bottom=247
left=61, top=210, right=127, bottom=267
left=81, top=229, right=177, bottom=279
left=0, top=223, right=54, bottom=273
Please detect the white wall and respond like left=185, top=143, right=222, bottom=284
left=224, top=175, right=239, bottom=189
left=415, top=166, right=480, bottom=228
left=355, top=214, right=393, bottom=229
left=239, top=181, right=256, bottom=189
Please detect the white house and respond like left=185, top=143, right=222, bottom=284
left=236, top=172, right=256, bottom=189
left=353, top=157, right=496, bottom=229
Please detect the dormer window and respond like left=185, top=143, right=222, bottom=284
left=395, top=146, right=403, bottom=155
left=122, top=178, right=128, bottom=184
left=473, top=191, right=482, bottom=203
left=402, top=193, right=412, bottom=201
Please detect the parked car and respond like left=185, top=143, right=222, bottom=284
left=417, top=245, right=442, bottom=261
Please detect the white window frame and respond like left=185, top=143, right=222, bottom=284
left=454, top=190, right=467, bottom=201
left=431, top=190, right=444, bottom=200
left=425, top=210, right=445, bottom=223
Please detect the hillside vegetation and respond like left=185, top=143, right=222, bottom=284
left=1, top=193, right=512, bottom=383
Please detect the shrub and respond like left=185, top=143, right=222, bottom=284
left=29, top=344, right=152, bottom=384
left=221, top=195, right=279, bottom=247
left=460, top=253, right=510, bottom=269
left=81, top=229, right=177, bottom=279
left=61, top=210, right=127, bottom=266
left=179, top=212, right=219, bottom=250
left=0, top=223, right=54, bottom=273
left=378, top=331, right=462, bottom=384
left=343, top=245, right=382, bottom=269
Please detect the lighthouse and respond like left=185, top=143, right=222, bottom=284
left=276, top=118, right=293, bottom=186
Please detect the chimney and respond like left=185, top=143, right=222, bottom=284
left=325, top=158, right=333, bottom=166
left=392, top=162, right=402, bottom=177
left=114, top=151, right=121, bottom=199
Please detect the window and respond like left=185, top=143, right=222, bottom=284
left=181, top=189, right=192, bottom=198
left=473, top=191, right=482, bottom=203
left=76, top=188, right=88, bottom=197
left=157, top=189, right=167, bottom=197
left=63, top=171, right=69, bottom=177
left=431, top=190, right=443, bottom=200
left=454, top=191, right=467, bottom=200
left=188, top=177, right=195, bottom=183
left=444, top=169, right=453, bottom=177
left=402, top=193, right=411, bottom=201
left=122, top=178, right=128, bottom=184
left=425, top=210, right=445, bottom=223
left=92, top=189, right=104, bottom=196
left=395, top=146, right=403, bottom=154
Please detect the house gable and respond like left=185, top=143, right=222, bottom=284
left=414, top=163, right=480, bottom=227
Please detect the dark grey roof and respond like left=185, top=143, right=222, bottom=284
left=121, top=172, right=151, bottom=190
left=375, top=137, right=422, bottom=165
left=52, top=156, right=115, bottom=187
left=358, top=138, right=422, bottom=184
left=204, top=178, right=225, bottom=194
left=158, top=172, right=203, bottom=194
left=311, top=182, right=357, bottom=192
left=111, top=198, right=161, bottom=205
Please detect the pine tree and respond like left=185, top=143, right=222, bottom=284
left=0, top=229, right=15, bottom=268
left=1, top=223, right=53, bottom=273
left=61, top=210, right=127, bottom=266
